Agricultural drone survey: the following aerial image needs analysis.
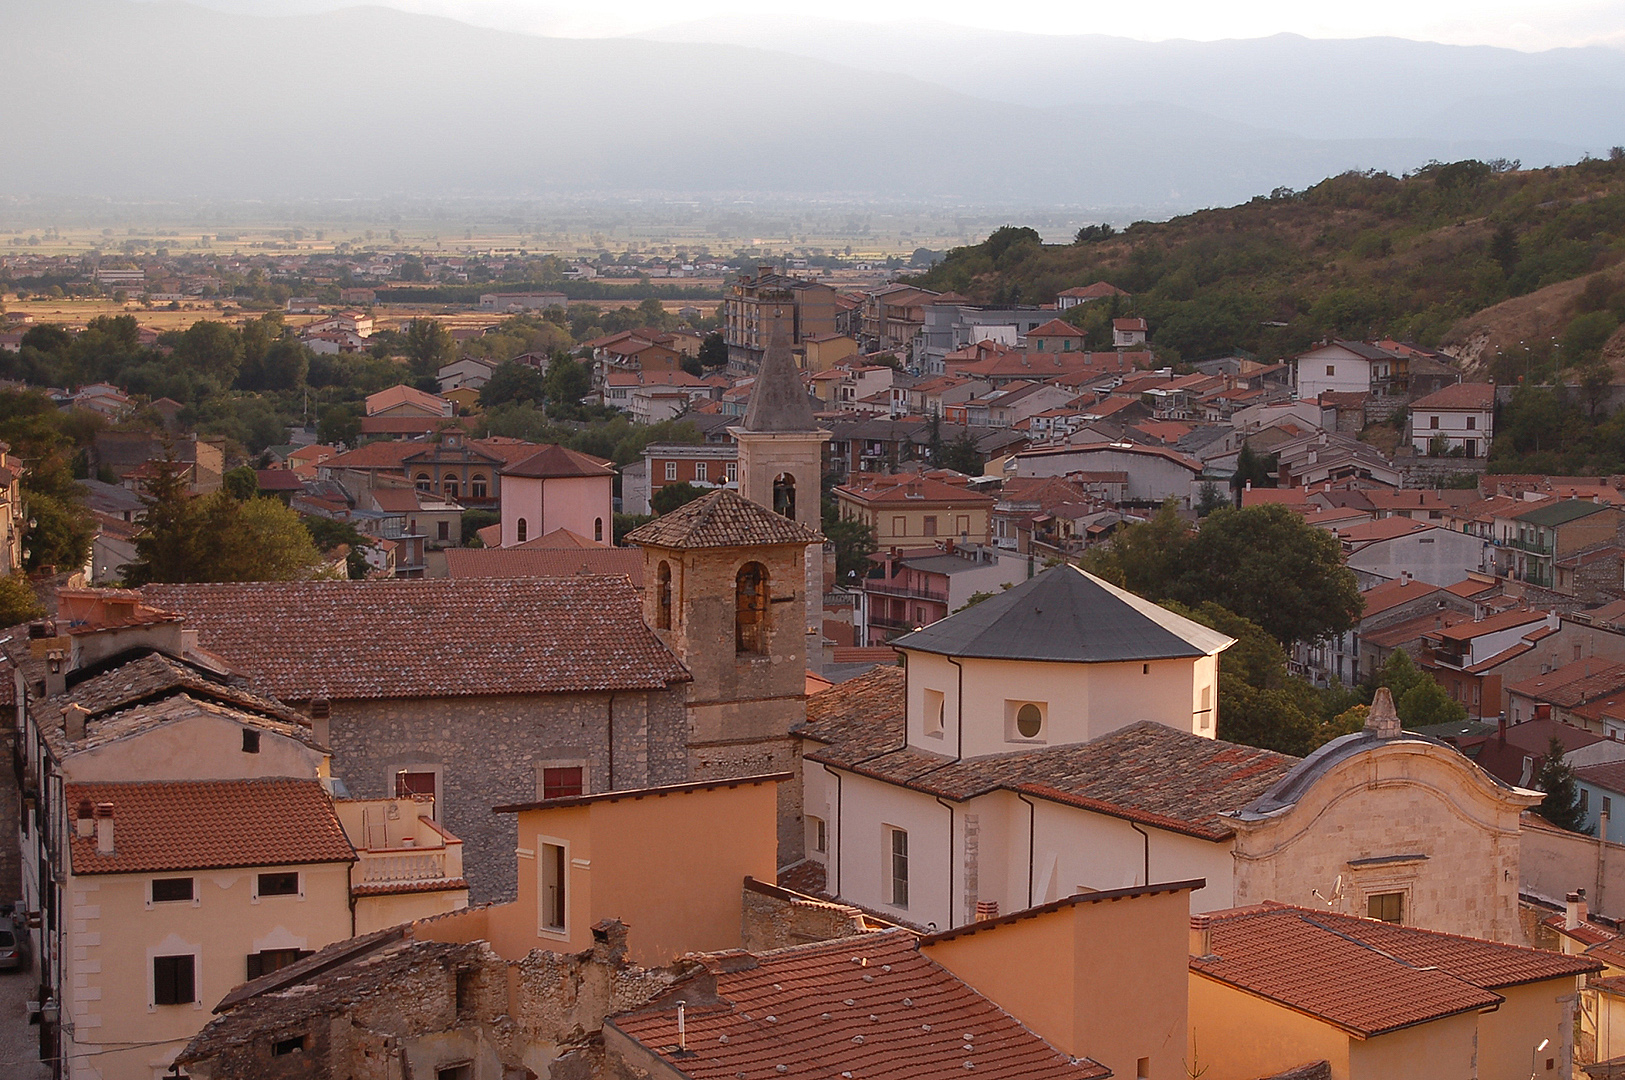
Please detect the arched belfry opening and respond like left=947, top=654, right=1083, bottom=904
left=773, top=473, right=796, bottom=519
left=735, top=561, right=769, bottom=654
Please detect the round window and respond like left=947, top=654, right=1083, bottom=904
left=1016, top=703, right=1043, bottom=738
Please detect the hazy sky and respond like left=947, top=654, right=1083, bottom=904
left=180, top=0, right=1625, bottom=50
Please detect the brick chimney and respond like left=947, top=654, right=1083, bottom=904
left=1567, top=889, right=1588, bottom=930
left=1365, top=686, right=1402, bottom=739
left=75, top=800, right=94, bottom=839
left=94, top=803, right=114, bottom=855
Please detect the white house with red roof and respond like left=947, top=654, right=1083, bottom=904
left=1410, top=381, right=1496, bottom=457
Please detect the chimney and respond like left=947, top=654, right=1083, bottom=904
left=1190, top=914, right=1213, bottom=957
left=1498, top=710, right=1509, bottom=748
left=75, top=800, right=94, bottom=839
left=1567, top=890, right=1588, bottom=930
left=44, top=649, right=66, bottom=698
left=62, top=703, right=89, bottom=742
left=975, top=900, right=1000, bottom=921
left=94, top=803, right=114, bottom=855
left=1365, top=686, right=1402, bottom=739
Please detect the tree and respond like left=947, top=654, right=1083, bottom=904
left=1533, top=735, right=1591, bottom=833
left=1230, top=440, right=1274, bottom=496
left=823, top=500, right=878, bottom=582
left=939, top=430, right=983, bottom=476
left=697, top=332, right=728, bottom=369
left=1171, top=504, right=1361, bottom=645
left=543, top=356, right=592, bottom=411
left=651, top=481, right=707, bottom=515
left=305, top=516, right=374, bottom=579
left=479, top=361, right=547, bottom=409
left=228, top=497, right=325, bottom=581
left=1489, top=223, right=1521, bottom=276
left=402, top=319, right=455, bottom=377
left=1080, top=502, right=1191, bottom=600
left=223, top=465, right=259, bottom=500
left=124, top=464, right=323, bottom=584
left=1396, top=679, right=1467, bottom=727
left=1195, top=481, right=1228, bottom=517
left=318, top=404, right=361, bottom=448
left=171, top=320, right=244, bottom=387
left=0, top=575, right=44, bottom=626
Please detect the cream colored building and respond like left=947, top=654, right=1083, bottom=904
left=835, top=472, right=996, bottom=548
left=798, top=570, right=1542, bottom=944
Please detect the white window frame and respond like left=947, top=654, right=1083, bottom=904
left=537, top=834, right=570, bottom=938
left=923, top=688, right=946, bottom=737
left=251, top=869, right=305, bottom=904
left=147, top=936, right=203, bottom=1012
left=665, top=461, right=678, bottom=481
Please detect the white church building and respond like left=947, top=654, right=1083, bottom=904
left=796, top=565, right=1539, bottom=943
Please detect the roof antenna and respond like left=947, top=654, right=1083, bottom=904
left=1311, top=875, right=1344, bottom=907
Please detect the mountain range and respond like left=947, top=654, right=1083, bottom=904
left=3, top=0, right=1622, bottom=213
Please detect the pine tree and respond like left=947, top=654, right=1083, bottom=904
left=1534, top=735, right=1592, bottom=834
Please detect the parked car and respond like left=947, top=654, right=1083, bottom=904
left=0, top=926, right=23, bottom=971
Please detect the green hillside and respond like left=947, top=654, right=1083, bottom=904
left=910, top=155, right=1625, bottom=369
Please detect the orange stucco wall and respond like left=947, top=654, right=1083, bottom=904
left=488, top=780, right=781, bottom=966
left=923, top=888, right=1192, bottom=1080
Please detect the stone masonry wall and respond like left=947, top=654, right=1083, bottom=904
left=0, top=729, right=19, bottom=902
left=330, top=687, right=690, bottom=901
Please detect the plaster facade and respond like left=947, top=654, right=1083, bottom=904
left=500, top=472, right=614, bottom=547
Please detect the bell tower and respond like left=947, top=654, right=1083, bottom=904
left=626, top=490, right=824, bottom=862
left=730, top=319, right=830, bottom=669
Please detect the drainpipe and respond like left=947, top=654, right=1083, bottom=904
left=823, top=764, right=843, bottom=897
left=935, top=797, right=956, bottom=928
left=1016, top=792, right=1037, bottom=909
left=946, top=657, right=966, bottom=763
left=1128, top=821, right=1151, bottom=887
left=606, top=693, right=616, bottom=789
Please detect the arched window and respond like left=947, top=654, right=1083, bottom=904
left=656, top=561, right=672, bottom=630
left=470, top=474, right=488, bottom=500
left=735, top=561, right=769, bottom=654
left=443, top=477, right=460, bottom=502
left=594, top=517, right=604, bottom=543
left=773, top=473, right=796, bottom=519
left=415, top=472, right=432, bottom=492
left=516, top=518, right=528, bottom=543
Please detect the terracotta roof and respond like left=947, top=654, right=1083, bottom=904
left=445, top=546, right=644, bottom=586
left=365, top=384, right=450, bottom=417
left=1025, top=318, right=1086, bottom=338
left=358, top=416, right=460, bottom=436
left=1192, top=904, right=1597, bottom=1038
left=1360, top=577, right=1444, bottom=619
left=837, top=476, right=995, bottom=507
left=502, top=443, right=615, bottom=479
left=1112, top=318, right=1148, bottom=332
left=626, top=490, right=823, bottom=550
left=65, top=778, right=354, bottom=875
left=1506, top=658, right=1625, bottom=708
left=1057, top=282, right=1126, bottom=300
left=516, top=527, right=601, bottom=550
left=254, top=469, right=304, bottom=492
left=607, top=929, right=1109, bottom=1080
left=1427, top=608, right=1549, bottom=642
left=802, top=671, right=1294, bottom=842
left=141, top=578, right=688, bottom=700
left=1410, top=382, right=1493, bottom=411
left=1335, top=517, right=1437, bottom=543
left=1361, top=610, right=1470, bottom=649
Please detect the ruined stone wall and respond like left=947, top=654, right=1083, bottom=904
left=329, top=687, right=689, bottom=900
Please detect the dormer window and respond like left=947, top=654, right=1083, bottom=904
left=923, top=689, right=945, bottom=737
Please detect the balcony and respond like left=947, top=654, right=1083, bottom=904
left=864, top=580, right=949, bottom=604
left=1508, top=537, right=1553, bottom=556
left=336, top=797, right=466, bottom=895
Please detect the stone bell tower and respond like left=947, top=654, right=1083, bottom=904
left=625, top=489, right=824, bottom=862
left=729, top=318, right=830, bottom=670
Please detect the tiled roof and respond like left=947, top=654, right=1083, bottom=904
left=836, top=476, right=994, bottom=507
left=1360, top=577, right=1444, bottom=619
left=626, top=490, right=823, bottom=550
left=365, top=384, right=450, bottom=416
left=59, top=652, right=304, bottom=725
left=801, top=670, right=1294, bottom=841
left=1335, top=517, right=1436, bottom=543
left=1427, top=608, right=1549, bottom=642
left=1506, top=658, right=1625, bottom=708
left=1410, top=382, right=1493, bottom=411
left=65, top=778, right=354, bottom=875
left=502, top=444, right=615, bottom=479
left=445, top=546, right=644, bottom=587
left=1191, top=904, right=1598, bottom=1038
left=1515, top=499, right=1612, bottom=527
left=1025, top=318, right=1086, bottom=338
left=1057, top=282, right=1126, bottom=300
left=608, top=930, right=1109, bottom=1080
left=141, top=578, right=688, bottom=700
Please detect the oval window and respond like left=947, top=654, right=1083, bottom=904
left=1016, top=704, right=1042, bottom=738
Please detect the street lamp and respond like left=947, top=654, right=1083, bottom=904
left=1531, top=1037, right=1549, bottom=1079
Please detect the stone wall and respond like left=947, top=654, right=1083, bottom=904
left=330, top=687, right=690, bottom=901
left=740, top=877, right=873, bottom=951
left=0, top=729, right=18, bottom=902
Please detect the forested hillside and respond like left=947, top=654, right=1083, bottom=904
left=910, top=156, right=1625, bottom=367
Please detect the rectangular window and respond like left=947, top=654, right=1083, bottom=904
left=242, top=729, right=260, bottom=754
left=151, top=877, right=194, bottom=904
left=923, top=688, right=945, bottom=736
left=1582, top=789, right=1591, bottom=812
left=888, top=827, right=909, bottom=908
left=923, top=516, right=938, bottom=537
left=1466, top=416, right=1476, bottom=430
left=726, top=462, right=738, bottom=483
left=892, top=516, right=906, bottom=536
left=956, top=515, right=970, bottom=536
left=1430, top=416, right=1439, bottom=429
left=246, top=948, right=311, bottom=980
left=542, top=767, right=584, bottom=800
left=438, top=521, right=450, bottom=541
left=541, top=842, right=567, bottom=931
left=153, top=954, right=196, bottom=1006
left=273, top=1035, right=306, bottom=1057
left=694, top=462, right=708, bottom=482
left=1606, top=796, right=1614, bottom=818
left=395, top=770, right=437, bottom=801
left=813, top=817, right=828, bottom=854
left=437, top=1066, right=472, bottom=1080
left=257, top=872, right=300, bottom=897
left=1367, top=892, right=1404, bottom=924
left=665, top=462, right=678, bottom=481
left=1325, top=365, right=1335, bottom=376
